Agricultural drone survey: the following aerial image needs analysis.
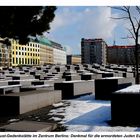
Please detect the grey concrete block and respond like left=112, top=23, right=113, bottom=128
left=95, top=77, right=135, bottom=100
left=111, top=87, right=140, bottom=126
left=65, top=75, right=81, bottom=81
left=54, top=80, right=94, bottom=99
left=0, top=121, right=57, bottom=132
left=0, top=90, right=62, bottom=116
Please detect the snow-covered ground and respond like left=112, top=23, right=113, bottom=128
left=49, top=94, right=140, bottom=132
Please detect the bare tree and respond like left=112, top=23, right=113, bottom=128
left=112, top=6, right=140, bottom=84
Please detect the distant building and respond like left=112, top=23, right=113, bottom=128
left=81, top=38, right=107, bottom=65
left=0, top=42, right=11, bottom=67
left=67, top=55, right=81, bottom=65
left=51, top=41, right=66, bottom=65
left=107, top=45, right=135, bottom=65
left=10, top=36, right=67, bottom=66
left=11, top=40, right=40, bottom=66
left=35, top=36, right=53, bottom=65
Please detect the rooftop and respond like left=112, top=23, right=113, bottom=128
left=108, top=45, right=135, bottom=49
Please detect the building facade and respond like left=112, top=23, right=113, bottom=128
left=0, top=36, right=66, bottom=67
left=36, top=36, right=53, bottom=65
left=107, top=45, right=135, bottom=65
left=81, top=38, right=107, bottom=65
left=39, top=44, right=53, bottom=65
left=0, top=42, right=12, bottom=67
left=11, top=40, right=40, bottom=66
left=51, top=41, right=66, bottom=65
left=11, top=36, right=66, bottom=66
left=67, top=55, right=81, bottom=65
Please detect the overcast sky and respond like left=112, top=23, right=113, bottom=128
left=46, top=6, right=135, bottom=55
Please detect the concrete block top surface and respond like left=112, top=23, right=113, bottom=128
left=0, top=84, right=22, bottom=88
left=29, top=84, right=52, bottom=88
left=0, top=121, right=57, bottom=132
left=2, top=89, right=59, bottom=97
left=62, top=80, right=85, bottom=83
left=103, top=77, right=123, bottom=79
left=62, top=80, right=94, bottom=83
left=82, top=73, right=93, bottom=75
left=114, top=85, right=140, bottom=94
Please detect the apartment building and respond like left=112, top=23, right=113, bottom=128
left=67, top=55, right=81, bottom=64
left=11, top=40, right=40, bottom=66
left=36, top=36, right=53, bottom=65
left=0, top=42, right=11, bottom=67
left=51, top=41, right=66, bottom=65
left=107, top=45, right=135, bottom=65
left=81, top=38, right=107, bottom=65
left=0, top=36, right=66, bottom=67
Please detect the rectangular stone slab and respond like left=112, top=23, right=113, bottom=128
left=95, top=77, right=135, bottom=100
left=54, top=80, right=94, bottom=99
left=0, top=90, right=61, bottom=116
left=0, top=121, right=57, bottom=132
left=111, top=85, right=140, bottom=126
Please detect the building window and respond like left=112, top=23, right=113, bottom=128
left=36, top=59, right=37, bottom=64
left=22, top=58, right=24, bottom=64
left=22, top=52, right=24, bottom=55
left=16, top=58, right=18, bottom=64
left=13, top=51, right=14, bottom=55
left=28, top=48, right=29, bottom=51
left=13, top=57, right=14, bottom=64
left=16, top=52, right=18, bottom=55
left=28, top=58, right=30, bottom=64
left=19, top=58, right=21, bottom=64
left=19, top=52, right=21, bottom=55
left=25, top=58, right=27, bottom=64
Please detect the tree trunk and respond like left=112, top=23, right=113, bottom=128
left=135, top=35, right=139, bottom=84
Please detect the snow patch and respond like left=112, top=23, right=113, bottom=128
left=49, top=117, right=63, bottom=121
left=116, top=85, right=140, bottom=93
left=49, top=94, right=139, bottom=132
left=53, top=102, right=64, bottom=107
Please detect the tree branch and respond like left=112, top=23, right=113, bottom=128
left=136, top=6, right=140, bottom=15
left=126, top=6, right=136, bottom=35
left=111, top=6, right=128, bottom=12
left=127, top=28, right=136, bottom=40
